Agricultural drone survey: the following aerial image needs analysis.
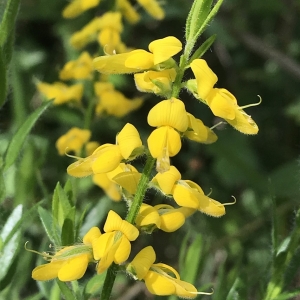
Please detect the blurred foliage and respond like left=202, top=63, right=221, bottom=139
left=0, top=0, right=300, bottom=299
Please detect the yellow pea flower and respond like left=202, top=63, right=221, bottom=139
left=134, top=68, right=176, bottom=95
left=173, top=180, right=226, bottom=217
left=93, top=36, right=182, bottom=74
left=154, top=204, right=186, bottom=232
left=95, top=89, right=143, bottom=117
left=70, top=18, right=100, bottom=49
left=127, top=246, right=199, bottom=298
left=135, top=203, right=161, bottom=233
left=93, top=163, right=140, bottom=200
left=31, top=227, right=101, bottom=281
left=111, top=164, right=141, bottom=195
left=137, top=0, right=165, bottom=20
left=147, top=98, right=188, bottom=172
left=37, top=82, right=83, bottom=105
left=206, top=88, right=259, bottom=134
left=62, top=0, right=100, bottom=19
left=92, top=210, right=139, bottom=274
left=183, top=113, right=218, bottom=144
left=151, top=165, right=181, bottom=195
left=116, top=0, right=140, bottom=24
left=59, top=52, right=93, bottom=80
left=136, top=203, right=192, bottom=233
left=190, top=59, right=259, bottom=135
left=56, top=127, right=91, bottom=156
left=67, top=123, right=143, bottom=177
left=190, top=59, right=218, bottom=99
left=93, top=173, right=122, bottom=201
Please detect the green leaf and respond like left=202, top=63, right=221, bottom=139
left=38, top=206, right=60, bottom=246
left=3, top=101, right=52, bottom=171
left=0, top=50, right=7, bottom=107
left=61, top=207, right=76, bottom=246
left=0, top=204, right=22, bottom=281
left=52, top=182, right=73, bottom=228
left=180, top=234, right=202, bottom=284
left=64, top=179, right=75, bottom=207
left=0, top=0, right=21, bottom=48
left=83, top=273, right=106, bottom=299
left=0, top=168, right=5, bottom=203
left=188, top=34, right=216, bottom=63
left=56, top=280, right=77, bottom=300
left=273, top=288, right=300, bottom=300
left=185, top=0, right=212, bottom=42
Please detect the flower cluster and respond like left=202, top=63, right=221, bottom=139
left=31, top=0, right=260, bottom=299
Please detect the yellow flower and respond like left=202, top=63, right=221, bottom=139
left=93, top=36, right=182, bottom=74
left=85, top=141, right=100, bottom=156
left=136, top=203, right=192, bottom=233
left=127, top=246, right=198, bottom=298
left=92, top=210, right=139, bottom=274
left=56, top=127, right=91, bottom=156
left=59, top=52, right=93, bottom=80
left=190, top=59, right=259, bottom=135
left=31, top=227, right=101, bottom=281
left=111, top=164, right=141, bottom=195
left=95, top=89, right=143, bottom=117
left=137, top=0, right=165, bottom=20
left=116, top=0, right=140, bottom=24
left=62, top=0, right=100, bottom=19
left=93, top=163, right=141, bottom=200
left=67, top=123, right=143, bottom=177
left=134, top=69, right=176, bottom=95
left=147, top=98, right=188, bottom=172
left=173, top=180, right=225, bottom=217
left=183, top=113, right=217, bottom=144
left=70, top=18, right=100, bottom=49
left=93, top=173, right=122, bottom=201
left=37, top=82, right=83, bottom=105
left=152, top=166, right=225, bottom=217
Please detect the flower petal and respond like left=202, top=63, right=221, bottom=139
left=144, top=270, right=176, bottom=295
left=127, top=246, right=156, bottom=280
left=152, top=165, right=181, bottom=194
left=114, top=235, right=131, bottom=264
left=117, top=123, right=142, bottom=159
left=92, top=145, right=122, bottom=174
left=32, top=261, right=63, bottom=281
left=190, top=59, right=218, bottom=99
left=83, top=227, right=102, bottom=245
left=58, top=254, right=89, bottom=281
left=148, top=36, right=182, bottom=65
left=147, top=98, right=188, bottom=131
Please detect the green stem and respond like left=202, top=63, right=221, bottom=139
left=171, top=40, right=195, bottom=98
left=100, top=263, right=119, bottom=300
left=126, top=155, right=156, bottom=223
left=100, top=155, right=155, bottom=300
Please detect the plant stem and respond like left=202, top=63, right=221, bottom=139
left=100, top=263, right=119, bottom=300
left=100, top=155, right=155, bottom=300
left=171, top=40, right=194, bottom=98
left=126, top=155, right=156, bottom=223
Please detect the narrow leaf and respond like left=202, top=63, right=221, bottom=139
left=61, top=207, right=76, bottom=246
left=83, top=273, right=106, bottom=299
left=0, top=204, right=22, bottom=281
left=38, top=206, right=60, bottom=246
left=0, top=168, right=5, bottom=203
left=194, top=0, right=224, bottom=42
left=3, top=101, right=52, bottom=171
left=0, top=50, right=7, bottom=107
left=56, top=280, right=77, bottom=300
left=188, top=34, right=216, bottom=63
left=185, top=0, right=213, bottom=42
left=0, top=0, right=21, bottom=48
